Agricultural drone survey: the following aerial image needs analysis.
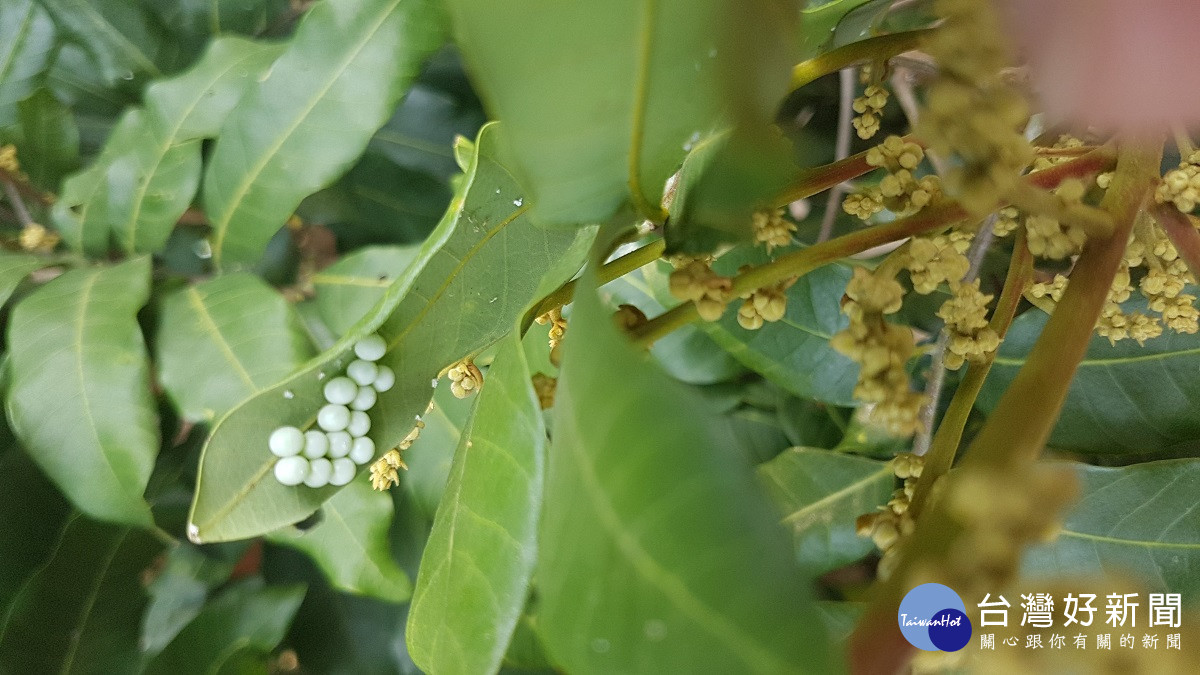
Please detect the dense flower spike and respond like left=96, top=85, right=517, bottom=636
left=938, top=280, right=1001, bottom=369
left=844, top=136, right=941, bottom=221
left=447, top=358, right=483, bottom=398
left=668, top=258, right=731, bottom=321
left=830, top=268, right=925, bottom=436
left=918, top=0, right=1034, bottom=214
left=992, top=206, right=1020, bottom=237
left=535, top=307, right=568, bottom=350
left=1032, top=213, right=1200, bottom=344
left=905, top=232, right=972, bottom=294
left=736, top=282, right=788, bottom=330
left=369, top=449, right=407, bottom=491
left=751, top=208, right=796, bottom=252
left=1155, top=150, right=1200, bottom=213
left=0, top=144, right=17, bottom=173
left=18, top=224, right=60, bottom=253
left=852, top=84, right=889, bottom=139
left=612, top=303, right=647, bottom=332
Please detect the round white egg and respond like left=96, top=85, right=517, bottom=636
left=317, top=404, right=350, bottom=432
left=323, top=376, right=358, bottom=405
left=273, top=456, right=310, bottom=486
left=354, top=334, right=387, bottom=361
left=330, top=458, right=356, bottom=486
left=372, top=365, right=396, bottom=392
left=350, top=386, right=377, bottom=411
left=304, top=458, right=333, bottom=488
left=326, top=431, right=352, bottom=458
left=268, top=426, right=305, bottom=457
left=347, top=410, right=371, bottom=437
left=303, top=430, right=329, bottom=459
left=349, top=436, right=376, bottom=465
left=346, top=359, right=378, bottom=386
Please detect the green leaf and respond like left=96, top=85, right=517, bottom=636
left=13, top=88, right=79, bottom=191
left=665, top=129, right=796, bottom=254
left=1023, top=459, right=1200, bottom=596
left=0, top=250, right=43, bottom=309
left=0, top=516, right=163, bottom=674
left=539, top=255, right=836, bottom=674
left=269, top=480, right=410, bottom=602
left=203, top=0, right=447, bottom=268
left=403, top=383, right=474, bottom=521
left=799, top=0, right=877, bottom=60
left=311, top=245, right=422, bottom=337
left=758, top=447, right=892, bottom=573
left=408, top=333, right=545, bottom=674
left=704, top=251, right=857, bottom=405
left=157, top=273, right=314, bottom=423
left=604, top=260, right=744, bottom=385
left=188, top=123, right=594, bottom=543
left=35, top=0, right=163, bottom=85
left=141, top=543, right=240, bottom=656
left=145, top=579, right=306, bottom=674
left=0, top=0, right=57, bottom=128
left=978, top=300, right=1200, bottom=455
left=445, top=0, right=798, bottom=225
left=0, top=450, right=71, bottom=615
left=5, top=257, right=157, bottom=526
left=52, top=36, right=285, bottom=256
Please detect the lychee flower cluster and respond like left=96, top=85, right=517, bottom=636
left=612, top=303, right=647, bottom=331
left=938, top=463, right=1078, bottom=600
left=1155, top=150, right=1200, bottom=213
left=856, top=453, right=924, bottom=579
left=535, top=308, right=567, bottom=350
left=997, top=178, right=1091, bottom=258
left=830, top=268, right=926, bottom=436
left=268, top=334, right=397, bottom=488
left=905, top=231, right=972, bottom=294
left=0, top=144, right=17, bottom=173
left=668, top=258, right=731, bottom=321
left=1033, top=216, right=1200, bottom=344
left=1031, top=135, right=1086, bottom=172
left=736, top=282, right=788, bottom=330
left=917, top=0, right=1034, bottom=214
left=19, top=223, right=60, bottom=253
left=447, top=358, right=483, bottom=399
left=992, top=206, right=1020, bottom=237
left=844, top=136, right=942, bottom=221
left=937, top=280, right=1000, bottom=369
left=752, top=208, right=795, bottom=253
left=852, top=84, right=888, bottom=140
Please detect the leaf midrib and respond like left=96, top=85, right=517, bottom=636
left=994, top=345, right=1200, bottom=368
left=58, top=527, right=128, bottom=674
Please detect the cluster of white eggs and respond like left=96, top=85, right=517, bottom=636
left=268, top=334, right=396, bottom=488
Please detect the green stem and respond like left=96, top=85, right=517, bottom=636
left=962, top=144, right=1160, bottom=471
left=632, top=147, right=1117, bottom=348
left=908, top=228, right=1032, bottom=519
left=791, top=29, right=934, bottom=91
left=524, top=238, right=666, bottom=326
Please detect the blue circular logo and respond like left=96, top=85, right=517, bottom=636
left=898, top=583, right=972, bottom=652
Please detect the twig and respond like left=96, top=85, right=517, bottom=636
left=2, top=180, right=34, bottom=226
left=818, top=68, right=857, bottom=243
